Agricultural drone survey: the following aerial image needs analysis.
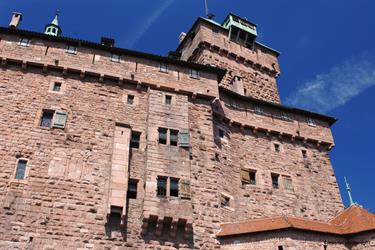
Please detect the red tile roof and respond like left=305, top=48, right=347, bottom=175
left=217, top=205, right=375, bottom=237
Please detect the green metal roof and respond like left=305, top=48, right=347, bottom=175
left=222, top=14, right=257, bottom=37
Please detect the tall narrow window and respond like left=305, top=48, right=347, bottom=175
left=15, top=159, right=27, bottom=180
left=160, top=62, right=168, bottom=73
left=111, top=54, right=121, bottom=62
left=158, top=128, right=167, bottom=144
left=271, top=173, right=279, bottom=189
left=53, top=82, right=62, bottom=92
left=170, top=129, right=179, bottom=146
left=218, top=129, right=225, bottom=138
left=130, top=132, right=141, bottom=149
left=302, top=149, right=307, bottom=159
left=157, top=176, right=167, bottom=197
left=165, top=95, right=172, bottom=105
left=127, top=179, right=138, bottom=199
left=274, top=143, right=280, bottom=152
left=190, top=69, right=200, bottom=79
left=40, top=110, right=54, bottom=128
left=170, top=178, right=179, bottom=197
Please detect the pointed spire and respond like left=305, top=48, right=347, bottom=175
left=344, top=176, right=355, bottom=207
left=44, top=10, right=62, bottom=37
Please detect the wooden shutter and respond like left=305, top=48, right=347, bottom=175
left=52, top=110, right=67, bottom=129
left=241, top=169, right=250, bottom=184
left=179, top=179, right=191, bottom=199
left=179, top=130, right=190, bottom=148
left=283, top=176, right=293, bottom=191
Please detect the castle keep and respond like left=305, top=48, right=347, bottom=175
left=0, top=11, right=374, bottom=250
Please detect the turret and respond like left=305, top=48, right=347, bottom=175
left=44, top=11, right=62, bottom=37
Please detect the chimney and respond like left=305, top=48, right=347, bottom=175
left=9, top=12, right=22, bottom=28
left=179, top=32, right=186, bottom=44
left=101, top=37, right=115, bottom=47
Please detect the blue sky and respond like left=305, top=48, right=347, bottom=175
left=1, top=0, right=374, bottom=211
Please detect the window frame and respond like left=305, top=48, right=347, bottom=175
left=158, top=127, right=168, bottom=145
left=170, top=178, right=179, bottom=197
left=307, top=117, right=316, bottom=127
left=165, top=95, right=172, bottom=105
left=40, top=109, right=67, bottom=129
left=127, top=94, right=134, bottom=105
left=14, top=159, right=28, bottom=180
left=40, top=109, right=55, bottom=128
left=127, top=179, right=138, bottom=199
left=190, top=69, right=200, bottom=79
left=157, top=176, right=168, bottom=197
left=52, top=82, right=62, bottom=92
left=271, top=173, right=280, bottom=189
left=170, top=129, right=179, bottom=146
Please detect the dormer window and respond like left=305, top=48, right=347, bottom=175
left=66, top=45, right=77, bottom=54
left=18, top=38, right=31, bottom=47
left=111, top=54, right=121, bottom=62
left=190, top=69, right=200, bottom=79
left=160, top=62, right=168, bottom=73
left=307, top=117, right=316, bottom=127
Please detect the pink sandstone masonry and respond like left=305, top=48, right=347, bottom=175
left=0, top=13, right=374, bottom=250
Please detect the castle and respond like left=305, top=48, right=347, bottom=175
left=0, top=11, right=374, bottom=250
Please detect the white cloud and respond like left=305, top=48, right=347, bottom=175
left=285, top=54, right=375, bottom=113
left=125, top=0, right=174, bottom=48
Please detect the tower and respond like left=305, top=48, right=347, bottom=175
left=44, top=11, right=62, bottom=36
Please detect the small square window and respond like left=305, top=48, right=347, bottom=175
left=302, top=149, right=307, bottom=158
left=170, top=129, right=179, bottom=146
left=281, top=112, right=290, bottom=121
left=307, top=118, right=316, bottom=127
left=254, top=106, right=263, bottom=115
left=274, top=143, right=280, bottom=152
left=165, top=95, right=172, bottom=105
left=111, top=54, right=121, bottom=62
left=241, top=169, right=256, bottom=185
left=278, top=246, right=284, bottom=250
left=157, top=176, right=167, bottom=197
left=271, top=174, right=279, bottom=189
left=127, top=179, right=138, bottom=199
left=15, top=159, right=27, bottom=180
left=19, top=38, right=30, bottom=47
left=127, top=95, right=134, bottom=105
left=40, top=110, right=54, bottom=128
left=66, top=45, right=77, bottom=54
left=220, top=194, right=230, bottom=207
left=158, top=128, right=167, bottom=144
left=170, top=178, right=179, bottom=197
left=190, top=69, right=200, bottom=79
left=160, top=62, right=168, bottom=73
left=130, top=131, right=141, bottom=149
left=53, top=82, right=62, bottom=92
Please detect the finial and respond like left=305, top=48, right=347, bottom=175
left=344, top=177, right=355, bottom=206
left=56, top=9, right=60, bottom=16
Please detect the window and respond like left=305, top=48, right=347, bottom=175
left=254, top=105, right=263, bottom=115
left=218, top=129, right=225, bottom=138
left=111, top=54, right=121, bottom=62
left=170, top=129, right=179, bottom=146
left=307, top=117, right=316, bottom=127
left=19, top=38, right=31, bottom=47
left=157, top=176, right=167, bottom=197
left=40, top=110, right=67, bottom=129
left=190, top=69, right=200, bottom=79
left=271, top=173, right=279, bottom=189
left=241, top=169, right=256, bottom=185
left=165, top=95, right=172, bottom=105
left=127, top=179, right=138, bottom=199
left=274, top=143, right=280, bottom=152
left=281, top=112, right=290, bottom=121
left=15, top=159, right=27, bottom=180
left=220, top=194, right=230, bottom=207
left=40, top=110, right=54, bottom=128
left=278, top=246, right=284, bottom=250
left=52, top=82, right=62, bottom=92
left=130, top=131, right=141, bottom=149
left=160, top=62, right=168, bottom=73
left=127, top=95, right=134, bottom=105
left=283, top=176, right=293, bottom=191
left=302, top=149, right=307, bottom=158
left=170, top=178, right=179, bottom=197
left=52, top=28, right=57, bottom=33
left=158, top=128, right=167, bottom=144
left=66, top=45, right=77, bottom=54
